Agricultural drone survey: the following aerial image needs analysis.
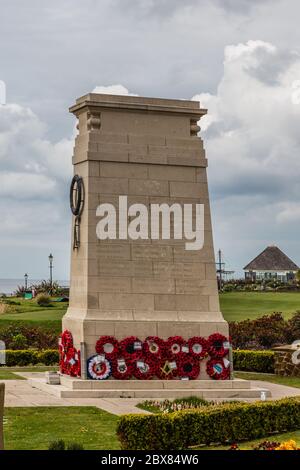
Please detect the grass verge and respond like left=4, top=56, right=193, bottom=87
left=3, top=407, right=120, bottom=450
left=235, top=371, right=300, bottom=389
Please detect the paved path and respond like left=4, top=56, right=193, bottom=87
left=1, top=379, right=149, bottom=415
left=1, top=376, right=300, bottom=415
left=252, top=380, right=300, bottom=399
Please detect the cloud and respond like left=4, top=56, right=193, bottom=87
left=111, top=0, right=200, bottom=18
left=0, top=172, right=56, bottom=199
left=276, top=202, right=300, bottom=224
left=212, top=0, right=276, bottom=14
left=0, top=100, right=73, bottom=277
left=192, top=39, right=300, bottom=272
left=92, top=84, right=138, bottom=96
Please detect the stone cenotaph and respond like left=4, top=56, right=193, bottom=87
left=55, top=93, right=269, bottom=399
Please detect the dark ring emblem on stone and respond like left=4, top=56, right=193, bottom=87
left=70, top=174, right=84, bottom=216
left=70, top=175, right=84, bottom=249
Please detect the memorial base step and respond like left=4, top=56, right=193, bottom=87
left=28, top=376, right=271, bottom=400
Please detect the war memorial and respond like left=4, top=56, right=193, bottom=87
left=33, top=93, right=268, bottom=400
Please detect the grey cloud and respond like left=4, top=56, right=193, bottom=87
left=245, top=49, right=299, bottom=86
left=111, top=0, right=201, bottom=18
left=212, top=0, right=275, bottom=13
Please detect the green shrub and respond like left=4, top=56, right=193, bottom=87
left=37, top=349, right=59, bottom=365
left=48, top=439, right=65, bottom=450
left=66, top=442, right=84, bottom=450
left=35, top=293, right=51, bottom=307
left=48, top=440, right=84, bottom=451
left=0, top=325, right=58, bottom=350
left=117, top=398, right=300, bottom=450
left=5, top=349, right=59, bottom=366
left=230, top=311, right=300, bottom=350
left=10, top=334, right=28, bottom=349
left=233, top=350, right=275, bottom=373
left=229, top=313, right=289, bottom=349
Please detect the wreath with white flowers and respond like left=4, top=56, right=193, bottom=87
left=87, top=354, right=112, bottom=380
left=166, top=336, right=185, bottom=358
left=188, top=336, right=208, bottom=359
left=143, top=336, right=165, bottom=358
left=95, top=335, right=119, bottom=359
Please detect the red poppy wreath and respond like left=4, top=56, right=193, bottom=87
left=207, top=333, right=230, bottom=358
left=134, top=357, right=157, bottom=380
left=143, top=336, right=165, bottom=359
left=188, top=336, right=208, bottom=359
left=60, top=329, right=73, bottom=350
left=156, top=358, right=178, bottom=380
left=177, top=354, right=200, bottom=380
left=119, top=336, right=143, bottom=363
left=206, top=358, right=230, bottom=380
left=111, top=358, right=134, bottom=380
left=95, top=335, right=119, bottom=359
left=59, top=330, right=80, bottom=377
left=165, top=336, right=185, bottom=359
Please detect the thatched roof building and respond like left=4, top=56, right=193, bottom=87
left=244, top=245, right=299, bottom=282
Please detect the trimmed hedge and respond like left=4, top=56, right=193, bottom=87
left=117, top=398, right=300, bottom=450
left=233, top=350, right=275, bottom=373
left=3, top=349, right=58, bottom=366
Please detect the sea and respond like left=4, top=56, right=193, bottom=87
left=0, top=279, right=69, bottom=295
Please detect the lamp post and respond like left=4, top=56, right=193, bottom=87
left=24, top=273, right=28, bottom=291
left=48, top=253, right=53, bottom=294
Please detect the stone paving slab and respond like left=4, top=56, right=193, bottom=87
left=1, top=379, right=149, bottom=415
left=252, top=380, right=300, bottom=399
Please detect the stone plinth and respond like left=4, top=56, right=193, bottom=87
left=274, top=344, right=300, bottom=377
left=28, top=376, right=270, bottom=400
left=63, top=93, right=228, bottom=380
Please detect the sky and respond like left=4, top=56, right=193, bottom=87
left=0, top=0, right=300, bottom=280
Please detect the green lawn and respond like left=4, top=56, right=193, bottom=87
left=1, top=292, right=300, bottom=331
left=3, top=407, right=120, bottom=450
left=235, top=371, right=300, bottom=389
left=0, top=366, right=58, bottom=380
left=0, top=298, right=66, bottom=332
left=0, top=370, right=24, bottom=380
left=220, top=291, right=300, bottom=322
